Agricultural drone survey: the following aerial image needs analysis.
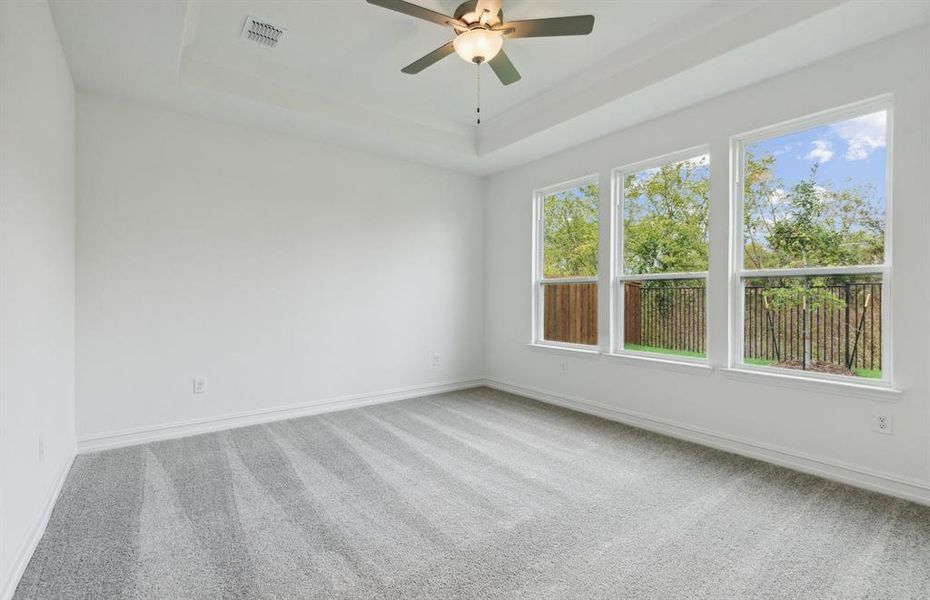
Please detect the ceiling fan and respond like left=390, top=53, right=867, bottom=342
left=367, top=0, right=595, bottom=86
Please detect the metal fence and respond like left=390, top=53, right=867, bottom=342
left=624, top=282, right=705, bottom=354
left=743, top=282, right=881, bottom=372
left=625, top=281, right=881, bottom=372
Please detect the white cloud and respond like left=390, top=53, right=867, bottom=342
left=832, top=111, right=886, bottom=160
left=773, top=141, right=804, bottom=157
left=682, top=154, right=709, bottom=169
left=809, top=185, right=838, bottom=209
left=769, top=188, right=788, bottom=204
left=805, top=139, right=834, bottom=163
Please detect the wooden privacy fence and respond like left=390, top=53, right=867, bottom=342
left=743, top=282, right=881, bottom=372
left=543, top=282, right=597, bottom=345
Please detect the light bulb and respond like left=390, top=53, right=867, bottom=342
left=453, top=28, right=503, bottom=64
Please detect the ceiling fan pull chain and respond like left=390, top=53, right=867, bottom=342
left=476, top=63, right=481, bottom=126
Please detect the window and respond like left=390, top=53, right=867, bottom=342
left=533, top=176, right=599, bottom=348
left=733, top=101, right=890, bottom=382
left=614, top=149, right=710, bottom=360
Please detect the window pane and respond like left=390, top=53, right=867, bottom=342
left=623, top=155, right=709, bottom=275
left=623, top=279, right=705, bottom=358
left=743, top=111, right=887, bottom=269
left=742, top=275, right=882, bottom=379
left=542, top=183, right=598, bottom=278
left=543, top=282, right=598, bottom=345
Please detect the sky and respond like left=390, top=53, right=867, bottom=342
left=746, top=110, right=887, bottom=211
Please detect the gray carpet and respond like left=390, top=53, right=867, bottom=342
left=14, top=387, right=930, bottom=599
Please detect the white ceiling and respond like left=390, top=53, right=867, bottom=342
left=186, top=0, right=716, bottom=130
left=50, top=0, right=930, bottom=175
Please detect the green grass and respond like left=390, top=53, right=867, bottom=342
left=624, top=344, right=705, bottom=359
left=744, top=357, right=775, bottom=367
left=853, top=368, right=882, bottom=379
left=742, top=357, right=881, bottom=379
left=628, top=345, right=884, bottom=379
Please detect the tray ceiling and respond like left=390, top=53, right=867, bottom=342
left=50, top=0, right=929, bottom=175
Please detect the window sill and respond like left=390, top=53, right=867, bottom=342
left=527, top=343, right=600, bottom=358
left=720, top=367, right=903, bottom=402
left=604, top=352, right=714, bottom=375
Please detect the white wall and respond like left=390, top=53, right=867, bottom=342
left=484, top=27, right=930, bottom=501
left=76, top=95, right=484, bottom=440
left=0, top=0, right=76, bottom=594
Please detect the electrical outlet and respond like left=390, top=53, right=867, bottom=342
left=431, top=353, right=441, bottom=367
left=873, top=414, right=893, bottom=435
left=38, top=433, right=45, bottom=463
left=561, top=362, right=568, bottom=375
left=193, top=378, right=207, bottom=394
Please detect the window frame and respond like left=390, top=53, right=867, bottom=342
left=531, top=173, right=601, bottom=351
left=729, top=96, right=894, bottom=387
left=610, top=146, right=711, bottom=364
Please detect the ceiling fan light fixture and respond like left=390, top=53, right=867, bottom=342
left=367, top=0, right=595, bottom=86
left=453, top=28, right=503, bottom=64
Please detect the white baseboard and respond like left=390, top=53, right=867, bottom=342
left=77, top=378, right=485, bottom=453
left=483, top=378, right=930, bottom=506
left=1, top=450, right=75, bottom=600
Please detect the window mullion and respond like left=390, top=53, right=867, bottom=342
left=618, top=271, right=708, bottom=282
left=737, top=265, right=887, bottom=279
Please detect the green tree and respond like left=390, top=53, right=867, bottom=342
left=543, top=184, right=599, bottom=277
left=623, top=157, right=709, bottom=275
left=743, top=153, right=884, bottom=269
left=743, top=157, right=884, bottom=369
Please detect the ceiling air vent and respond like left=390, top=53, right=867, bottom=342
left=241, top=16, right=286, bottom=48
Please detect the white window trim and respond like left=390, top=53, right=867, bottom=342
left=610, top=145, right=711, bottom=365
left=526, top=342, right=600, bottom=356
left=604, top=350, right=714, bottom=375
left=728, top=95, right=894, bottom=389
left=531, top=174, right=600, bottom=350
left=719, top=367, right=902, bottom=402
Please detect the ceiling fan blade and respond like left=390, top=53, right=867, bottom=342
left=502, top=15, right=595, bottom=38
left=401, top=41, right=455, bottom=74
left=367, top=0, right=455, bottom=27
left=488, top=49, right=521, bottom=86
